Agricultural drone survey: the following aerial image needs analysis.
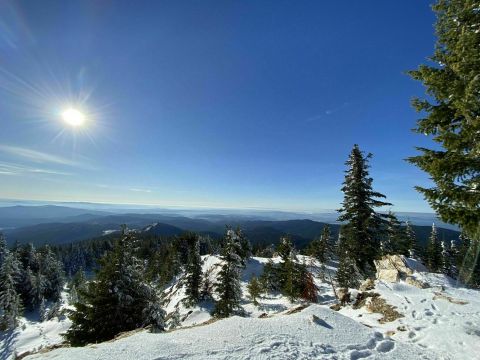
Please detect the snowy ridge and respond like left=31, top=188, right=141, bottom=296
left=26, top=305, right=434, bottom=360
left=3, top=255, right=479, bottom=359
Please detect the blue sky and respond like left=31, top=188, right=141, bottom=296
left=0, top=1, right=438, bottom=212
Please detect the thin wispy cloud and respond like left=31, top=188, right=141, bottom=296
left=0, top=144, right=92, bottom=169
left=129, top=188, right=153, bottom=193
left=0, top=161, right=71, bottom=176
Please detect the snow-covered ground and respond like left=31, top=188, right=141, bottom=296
left=2, top=255, right=479, bottom=359
left=0, top=293, right=71, bottom=360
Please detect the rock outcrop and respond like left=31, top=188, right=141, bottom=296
left=374, top=255, right=429, bottom=288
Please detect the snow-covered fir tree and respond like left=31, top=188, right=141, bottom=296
left=310, top=225, right=332, bottom=270
left=336, top=231, right=360, bottom=289
left=0, top=233, right=7, bottom=268
left=214, top=229, right=243, bottom=318
left=234, top=227, right=252, bottom=266
left=39, top=246, right=65, bottom=302
left=0, top=252, right=23, bottom=330
left=382, top=211, right=404, bottom=256
left=168, top=307, right=181, bottom=329
left=65, top=227, right=165, bottom=345
left=441, top=241, right=454, bottom=277
left=337, top=144, right=392, bottom=274
left=405, top=221, right=417, bottom=258
left=426, top=223, right=443, bottom=272
left=183, top=233, right=203, bottom=307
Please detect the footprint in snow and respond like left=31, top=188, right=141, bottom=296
left=376, top=340, right=395, bottom=353
left=349, top=349, right=372, bottom=359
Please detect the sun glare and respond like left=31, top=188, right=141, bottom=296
left=62, top=108, right=86, bottom=127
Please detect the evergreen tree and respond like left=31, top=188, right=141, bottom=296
left=234, top=227, right=252, bottom=266
left=183, top=233, right=203, bottom=307
left=336, top=240, right=361, bottom=289
left=259, top=259, right=279, bottom=294
left=408, top=0, right=480, bottom=242
left=449, top=239, right=459, bottom=278
left=0, top=252, right=23, bottom=330
left=277, top=236, right=298, bottom=301
left=247, top=276, right=261, bottom=306
left=64, top=228, right=165, bottom=346
left=168, top=307, right=181, bottom=329
left=441, top=241, right=453, bottom=277
left=200, top=268, right=214, bottom=301
left=310, top=225, right=333, bottom=267
left=405, top=221, right=418, bottom=258
left=382, top=212, right=406, bottom=255
left=0, top=233, right=7, bottom=268
left=426, top=224, right=443, bottom=272
left=19, top=266, right=36, bottom=310
left=214, top=229, right=243, bottom=318
left=337, top=145, right=392, bottom=273
left=39, top=246, right=65, bottom=302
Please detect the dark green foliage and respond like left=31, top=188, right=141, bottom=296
left=407, top=0, right=480, bottom=239
left=214, top=229, right=243, bottom=318
left=183, top=233, right=203, bottom=307
left=335, top=232, right=361, bottom=288
left=0, top=252, right=23, bottom=330
left=426, top=224, right=444, bottom=272
left=277, top=236, right=298, bottom=301
left=337, top=145, right=392, bottom=273
left=309, top=225, right=333, bottom=265
left=405, top=221, right=418, bottom=258
left=259, top=259, right=280, bottom=293
left=247, top=276, right=261, bottom=305
left=64, top=228, right=165, bottom=346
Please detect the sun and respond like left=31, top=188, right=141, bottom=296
left=62, top=108, right=86, bottom=127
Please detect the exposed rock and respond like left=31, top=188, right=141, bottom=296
left=405, top=276, right=430, bottom=289
left=330, top=304, right=342, bottom=311
left=374, top=255, right=415, bottom=283
left=366, top=296, right=404, bottom=323
left=359, top=278, right=375, bottom=292
left=352, top=291, right=380, bottom=310
left=397, top=325, right=407, bottom=331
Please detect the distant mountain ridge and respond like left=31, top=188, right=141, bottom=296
left=2, top=210, right=461, bottom=249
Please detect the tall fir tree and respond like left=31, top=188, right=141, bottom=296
left=183, top=233, right=203, bottom=307
left=337, top=144, right=392, bottom=273
left=426, top=224, right=444, bottom=272
left=407, top=0, right=480, bottom=246
left=0, top=252, right=23, bottom=330
left=214, top=229, right=243, bottom=318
